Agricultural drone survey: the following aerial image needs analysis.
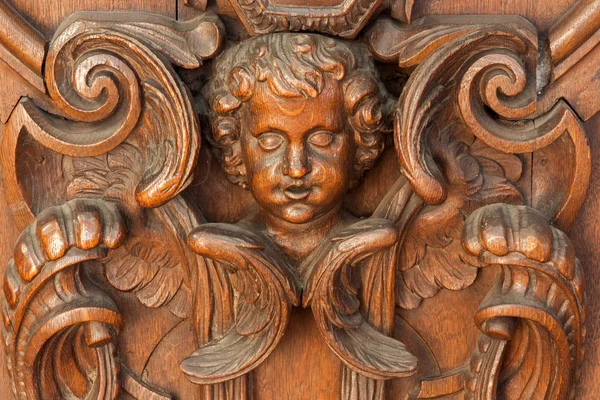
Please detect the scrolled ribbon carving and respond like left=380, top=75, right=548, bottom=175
left=2, top=248, right=121, bottom=399
left=1, top=198, right=128, bottom=399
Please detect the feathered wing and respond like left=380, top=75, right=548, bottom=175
left=369, top=19, right=525, bottom=309
left=366, top=14, right=589, bottom=400
left=65, top=141, right=200, bottom=319
left=302, top=219, right=418, bottom=380
left=393, top=133, right=525, bottom=310
left=56, top=12, right=225, bottom=319
left=367, top=16, right=587, bottom=314
left=182, top=223, right=301, bottom=384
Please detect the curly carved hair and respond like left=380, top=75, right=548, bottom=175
left=204, top=33, right=392, bottom=188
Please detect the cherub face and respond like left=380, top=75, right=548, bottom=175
left=239, top=78, right=355, bottom=224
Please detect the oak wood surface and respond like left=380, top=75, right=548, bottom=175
left=0, top=1, right=598, bottom=399
left=414, top=0, right=577, bottom=31
left=10, top=0, right=175, bottom=35
left=0, top=1, right=178, bottom=397
left=569, top=112, right=600, bottom=400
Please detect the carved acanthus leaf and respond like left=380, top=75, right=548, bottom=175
left=370, top=15, right=590, bottom=230
left=2, top=247, right=122, bottom=400
left=461, top=203, right=586, bottom=399
left=2, top=11, right=224, bottom=233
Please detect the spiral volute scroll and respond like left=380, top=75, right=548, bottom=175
left=39, top=20, right=142, bottom=155
left=2, top=247, right=122, bottom=399
left=0, top=11, right=226, bottom=400
left=1, top=12, right=224, bottom=232
left=393, top=23, right=535, bottom=204
left=454, top=44, right=590, bottom=229
left=371, top=17, right=591, bottom=229
left=469, top=259, right=585, bottom=400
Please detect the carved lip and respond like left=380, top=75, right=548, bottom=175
left=282, top=186, right=311, bottom=200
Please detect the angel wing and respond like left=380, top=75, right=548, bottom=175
left=392, top=132, right=525, bottom=309
left=35, top=12, right=226, bottom=319
left=364, top=16, right=588, bottom=400
left=302, top=218, right=418, bottom=379
left=182, top=223, right=301, bottom=384
left=65, top=139, right=199, bottom=319
left=365, top=16, right=548, bottom=309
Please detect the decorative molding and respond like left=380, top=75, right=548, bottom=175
left=227, top=0, right=385, bottom=38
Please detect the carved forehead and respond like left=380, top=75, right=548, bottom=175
left=241, top=78, right=345, bottom=135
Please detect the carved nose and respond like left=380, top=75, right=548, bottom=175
left=283, top=145, right=311, bottom=178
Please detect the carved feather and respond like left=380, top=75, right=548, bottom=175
left=381, top=132, right=524, bottom=309
left=303, top=218, right=418, bottom=379
left=371, top=19, right=529, bottom=309
left=65, top=144, right=199, bottom=319
left=182, top=223, right=300, bottom=384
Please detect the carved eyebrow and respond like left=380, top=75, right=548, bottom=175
left=252, top=128, right=286, bottom=137
left=305, top=125, right=344, bottom=138
left=307, top=127, right=339, bottom=134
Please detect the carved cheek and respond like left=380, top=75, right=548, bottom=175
left=310, top=148, right=351, bottom=202
left=248, top=151, right=282, bottom=188
left=240, top=137, right=270, bottom=182
left=242, top=143, right=287, bottom=204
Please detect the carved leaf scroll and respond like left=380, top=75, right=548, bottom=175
left=461, top=204, right=586, bottom=399
left=2, top=11, right=224, bottom=231
left=2, top=247, right=120, bottom=399
left=1, top=197, right=129, bottom=399
left=366, top=15, right=590, bottom=231
left=466, top=260, right=585, bottom=400
left=0, top=10, right=226, bottom=400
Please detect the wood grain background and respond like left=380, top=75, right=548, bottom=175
left=1, top=0, right=599, bottom=398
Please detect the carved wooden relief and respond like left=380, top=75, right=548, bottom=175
left=0, top=0, right=598, bottom=399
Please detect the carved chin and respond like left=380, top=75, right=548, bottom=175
left=281, top=204, right=315, bottom=224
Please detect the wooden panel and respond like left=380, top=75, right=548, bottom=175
left=569, top=111, right=600, bottom=399
left=414, top=0, right=577, bottom=31
left=10, top=0, right=175, bottom=36
left=0, top=1, right=597, bottom=399
left=0, top=1, right=178, bottom=397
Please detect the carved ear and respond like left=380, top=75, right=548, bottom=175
left=2, top=11, right=224, bottom=229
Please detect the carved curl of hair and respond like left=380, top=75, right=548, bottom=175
left=204, top=33, right=391, bottom=188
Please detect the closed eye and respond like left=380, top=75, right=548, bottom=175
left=308, top=131, right=334, bottom=147
left=257, top=132, right=284, bottom=151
